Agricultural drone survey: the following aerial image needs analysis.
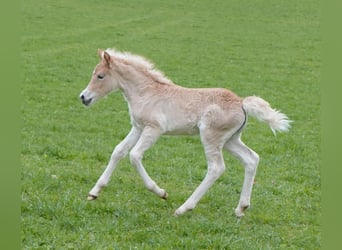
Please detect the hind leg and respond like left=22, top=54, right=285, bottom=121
left=224, top=135, right=259, bottom=217
left=174, top=146, right=225, bottom=216
left=174, top=126, right=230, bottom=216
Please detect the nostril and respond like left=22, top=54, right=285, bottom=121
left=80, top=94, right=85, bottom=100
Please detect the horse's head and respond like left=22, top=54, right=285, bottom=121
left=80, top=49, right=120, bottom=106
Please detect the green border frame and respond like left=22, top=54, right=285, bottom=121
left=0, top=1, right=20, bottom=249
left=322, top=0, right=342, bottom=249
left=3, top=0, right=340, bottom=249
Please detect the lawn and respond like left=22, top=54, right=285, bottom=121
left=21, top=0, right=320, bottom=249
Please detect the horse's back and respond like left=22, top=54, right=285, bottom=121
left=140, top=85, right=245, bottom=135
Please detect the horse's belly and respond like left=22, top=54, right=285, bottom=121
left=163, top=125, right=199, bottom=136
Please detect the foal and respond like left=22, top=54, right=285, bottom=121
left=80, top=48, right=291, bottom=217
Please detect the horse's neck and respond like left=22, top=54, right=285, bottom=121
left=119, top=74, right=149, bottom=103
left=120, top=77, right=175, bottom=106
left=116, top=66, right=175, bottom=104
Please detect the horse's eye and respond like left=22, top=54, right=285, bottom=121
left=97, top=74, right=105, bottom=80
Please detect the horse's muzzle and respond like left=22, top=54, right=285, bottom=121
left=80, top=94, right=92, bottom=106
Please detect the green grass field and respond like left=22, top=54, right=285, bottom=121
left=21, top=0, right=320, bottom=249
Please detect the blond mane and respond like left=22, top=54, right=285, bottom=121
left=105, top=48, right=174, bottom=85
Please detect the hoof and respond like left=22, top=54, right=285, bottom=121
left=235, top=205, right=249, bottom=218
left=235, top=210, right=245, bottom=218
left=174, top=206, right=188, bottom=217
left=161, top=191, right=168, bottom=200
left=87, top=194, right=98, bottom=201
left=173, top=210, right=181, bottom=217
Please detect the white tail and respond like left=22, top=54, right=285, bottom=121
left=243, top=96, right=292, bottom=134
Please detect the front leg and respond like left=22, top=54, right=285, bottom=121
left=87, top=127, right=141, bottom=200
left=129, top=126, right=168, bottom=199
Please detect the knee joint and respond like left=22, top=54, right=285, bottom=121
left=208, top=165, right=225, bottom=179
left=129, top=150, right=141, bottom=165
left=112, top=145, right=128, bottom=160
left=244, top=152, right=259, bottom=172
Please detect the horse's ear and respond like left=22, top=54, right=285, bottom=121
left=97, top=49, right=103, bottom=59
left=103, top=51, right=112, bottom=68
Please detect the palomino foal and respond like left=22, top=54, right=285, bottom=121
left=80, top=49, right=291, bottom=217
